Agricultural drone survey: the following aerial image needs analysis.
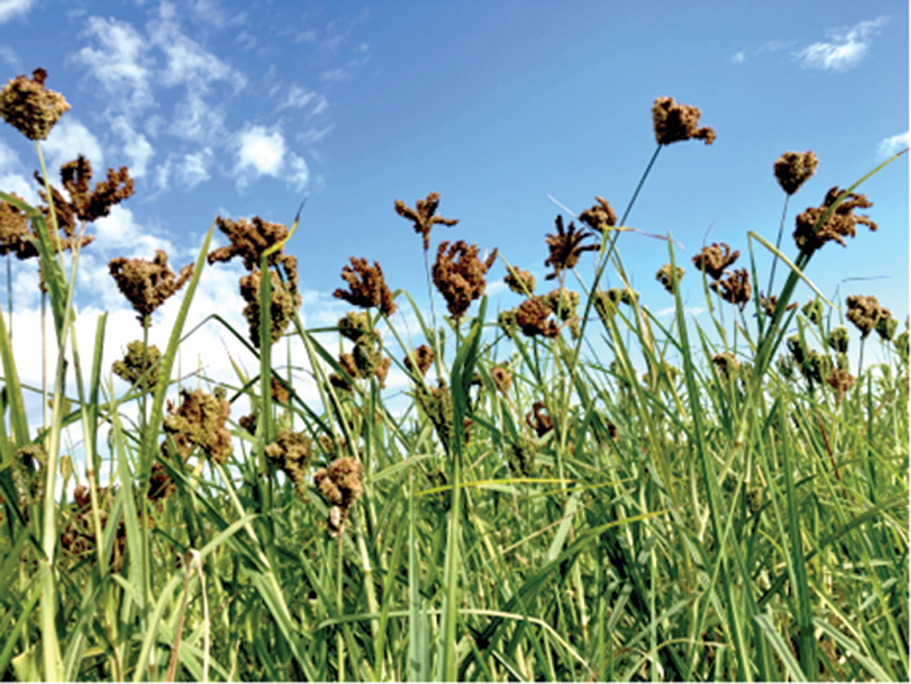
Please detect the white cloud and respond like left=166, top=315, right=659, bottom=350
left=0, top=0, right=33, bottom=23
left=877, top=132, right=909, bottom=158
left=170, top=91, right=227, bottom=143
left=234, top=125, right=286, bottom=184
left=42, top=118, right=105, bottom=176
left=0, top=140, right=39, bottom=205
left=279, top=84, right=322, bottom=111
left=0, top=44, right=20, bottom=68
left=111, top=117, right=154, bottom=178
left=730, top=51, right=746, bottom=64
left=795, top=16, right=889, bottom=71
left=91, top=204, right=175, bottom=257
left=287, top=154, right=309, bottom=193
left=178, top=149, right=213, bottom=188
left=155, top=26, right=243, bottom=91
left=76, top=16, right=155, bottom=113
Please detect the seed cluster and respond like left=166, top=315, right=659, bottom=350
left=334, top=257, right=397, bottom=317
left=162, top=388, right=233, bottom=464
left=651, top=96, right=716, bottom=146
left=793, top=186, right=877, bottom=252
left=313, top=456, right=365, bottom=537
left=109, top=250, right=194, bottom=326
left=774, top=151, right=819, bottom=195
left=395, top=192, right=459, bottom=251
left=0, top=68, right=70, bottom=141
left=432, top=240, right=497, bottom=321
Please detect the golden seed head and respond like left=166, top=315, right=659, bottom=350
left=432, top=240, right=497, bottom=321
left=0, top=68, right=71, bottom=141
left=774, top=151, right=819, bottom=195
left=651, top=96, right=715, bottom=146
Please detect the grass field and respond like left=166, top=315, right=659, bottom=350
left=0, top=72, right=908, bottom=681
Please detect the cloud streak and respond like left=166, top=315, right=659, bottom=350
left=794, top=16, right=889, bottom=71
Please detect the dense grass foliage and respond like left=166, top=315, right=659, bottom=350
left=0, top=76, right=908, bottom=681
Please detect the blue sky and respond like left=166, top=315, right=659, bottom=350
left=0, top=0, right=908, bottom=417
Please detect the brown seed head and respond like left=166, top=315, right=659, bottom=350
left=432, top=240, right=497, bottom=321
left=710, top=268, right=752, bottom=310
left=0, top=68, right=70, bottom=141
left=59, top=155, right=134, bottom=222
left=774, top=151, right=819, bottom=195
left=515, top=295, right=559, bottom=338
left=109, top=250, right=193, bottom=326
left=112, top=340, right=162, bottom=392
left=239, top=266, right=302, bottom=347
left=526, top=401, right=554, bottom=437
left=656, top=263, right=684, bottom=294
left=504, top=266, right=536, bottom=295
left=333, top=257, right=397, bottom=316
left=490, top=365, right=512, bottom=396
left=162, top=388, right=233, bottom=464
left=208, top=214, right=296, bottom=275
left=826, top=367, right=855, bottom=406
left=794, top=186, right=877, bottom=252
left=692, top=242, right=739, bottom=281
left=395, top=192, right=459, bottom=251
left=758, top=293, right=797, bottom=318
left=651, top=96, right=716, bottom=146
left=0, top=194, right=34, bottom=259
left=404, top=344, right=435, bottom=377
left=544, top=215, right=597, bottom=280
left=846, top=294, right=885, bottom=338
left=577, top=196, right=618, bottom=233
left=265, top=426, right=313, bottom=495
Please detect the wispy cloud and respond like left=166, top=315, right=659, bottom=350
left=730, top=51, right=746, bottom=64
left=0, top=0, right=34, bottom=24
left=795, top=16, right=889, bottom=71
left=111, top=116, right=154, bottom=178
left=43, top=118, right=105, bottom=176
left=877, top=132, right=909, bottom=158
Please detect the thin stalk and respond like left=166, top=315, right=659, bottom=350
left=766, top=195, right=790, bottom=296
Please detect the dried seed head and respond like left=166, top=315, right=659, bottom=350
left=60, top=155, right=134, bottom=222
left=544, top=215, right=597, bottom=281
left=656, top=264, right=684, bottom=294
left=0, top=195, right=34, bottom=260
left=333, top=257, right=397, bottom=316
left=826, top=367, right=855, bottom=405
left=162, top=389, right=233, bottom=464
left=709, top=268, right=752, bottom=310
left=846, top=294, right=885, bottom=338
left=208, top=215, right=293, bottom=271
left=515, top=296, right=559, bottom=338
left=148, top=462, right=176, bottom=503
left=802, top=299, right=824, bottom=325
left=692, top=243, right=739, bottom=281
left=395, top=192, right=459, bottom=251
left=265, top=426, right=313, bottom=496
left=109, top=250, right=193, bottom=326
left=504, top=266, right=536, bottom=295
left=758, top=293, right=797, bottom=318
left=577, top=196, right=618, bottom=233
left=651, top=96, right=716, bottom=146
left=404, top=344, right=435, bottom=377
left=490, top=365, right=512, bottom=396
left=774, top=151, right=819, bottom=195
left=526, top=401, right=554, bottom=437
left=112, top=340, right=162, bottom=392
left=239, top=266, right=301, bottom=348
left=0, top=68, right=70, bottom=141
left=432, top=240, right=498, bottom=321
left=794, top=186, right=877, bottom=252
